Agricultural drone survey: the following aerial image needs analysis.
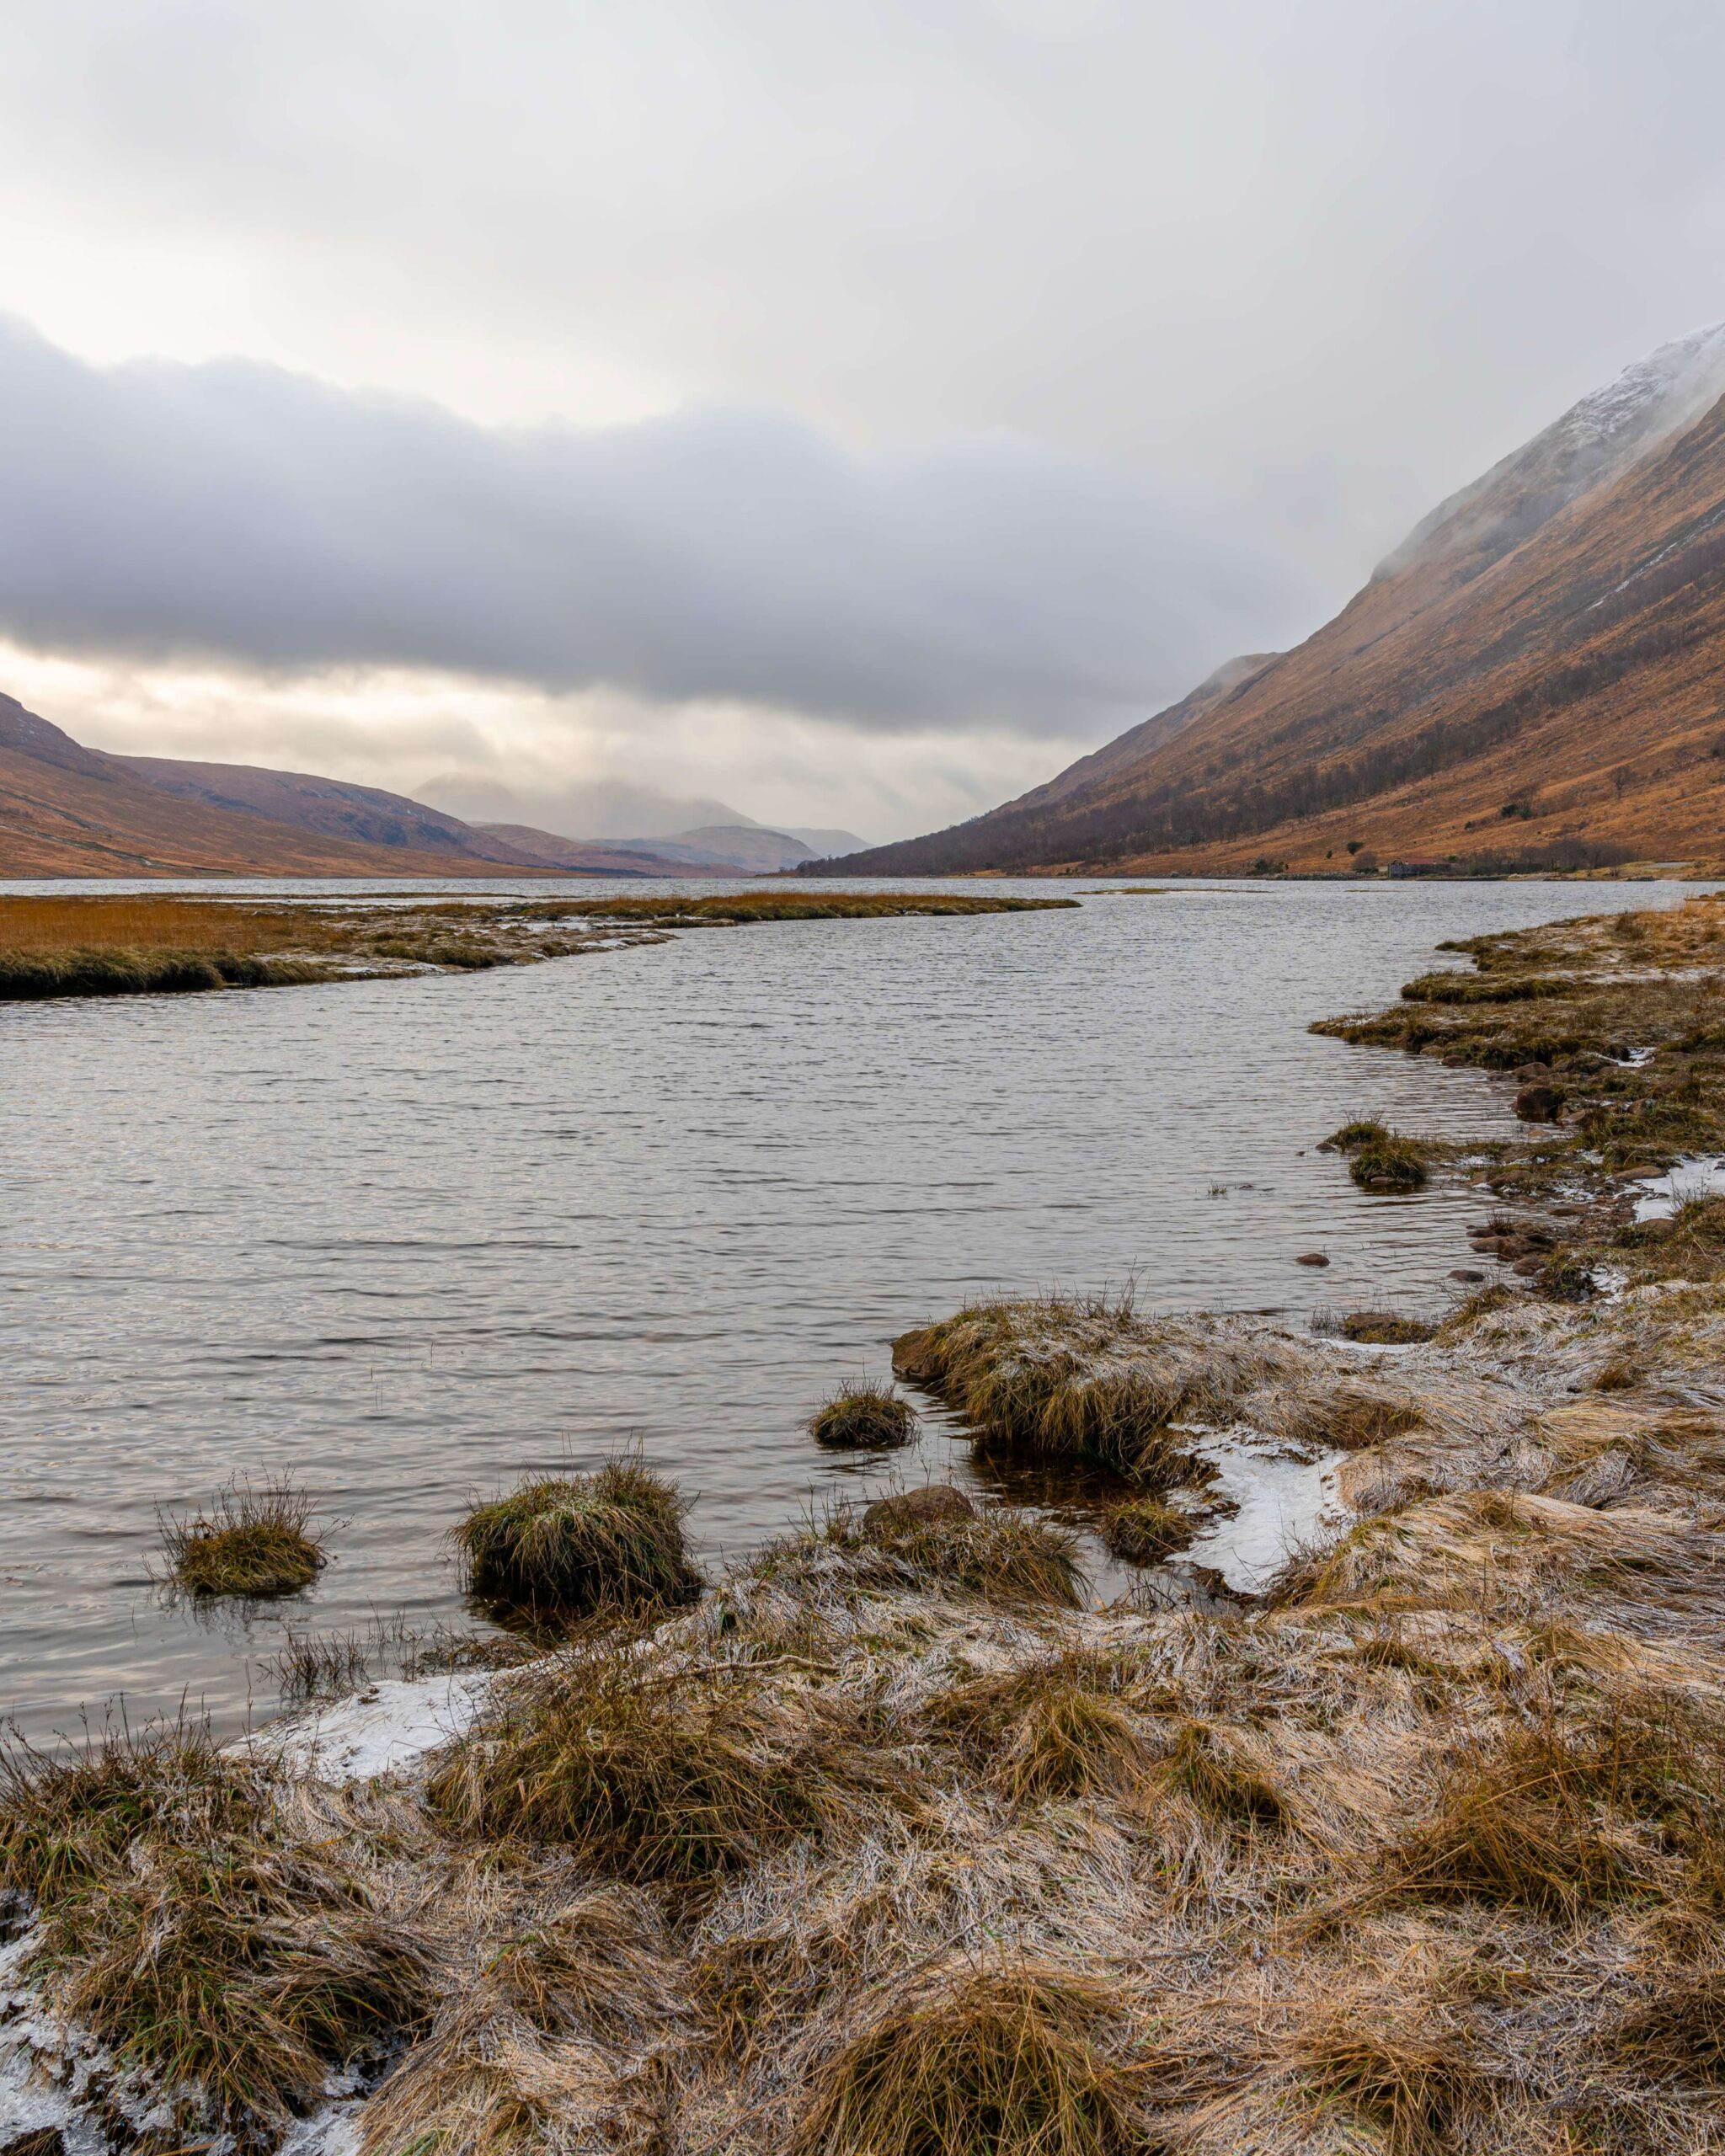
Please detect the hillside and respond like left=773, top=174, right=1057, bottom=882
left=112, top=755, right=551, bottom=867
left=819, top=325, right=1725, bottom=878
left=0, top=697, right=563, bottom=878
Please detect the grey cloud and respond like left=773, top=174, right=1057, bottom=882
left=0, top=317, right=1311, bottom=736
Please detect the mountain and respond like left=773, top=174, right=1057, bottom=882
left=0, top=696, right=554, bottom=878
left=473, top=824, right=745, bottom=877
left=414, top=772, right=754, bottom=841
left=111, top=755, right=553, bottom=866
left=818, top=325, right=1725, bottom=878
left=782, top=825, right=870, bottom=858
left=607, top=824, right=823, bottom=874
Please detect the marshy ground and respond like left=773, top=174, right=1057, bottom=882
left=0, top=889, right=1076, bottom=1002
left=6, top=891, right=1725, bottom=2152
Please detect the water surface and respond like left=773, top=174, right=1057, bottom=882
left=0, top=875, right=1700, bottom=1743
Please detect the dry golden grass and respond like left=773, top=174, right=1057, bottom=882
left=789, top=1959, right=1146, bottom=2156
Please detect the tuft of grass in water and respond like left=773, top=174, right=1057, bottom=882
left=428, top=1653, right=881, bottom=1888
left=807, top=1380, right=918, bottom=1450
left=158, top=1476, right=326, bottom=1598
left=1101, top=1495, right=1194, bottom=1561
left=928, top=1653, right=1151, bottom=1803
left=1320, top=1118, right=1434, bottom=1192
left=0, top=1721, right=432, bottom=2137
left=1338, top=1312, right=1435, bottom=1346
left=789, top=1959, right=1144, bottom=2156
left=450, top=1460, right=702, bottom=1618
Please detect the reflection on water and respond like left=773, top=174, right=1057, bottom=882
left=0, top=874, right=1701, bottom=1742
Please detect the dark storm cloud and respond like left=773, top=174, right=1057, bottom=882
left=0, top=318, right=1307, bottom=736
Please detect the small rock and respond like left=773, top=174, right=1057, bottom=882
left=862, top=1485, right=975, bottom=1540
left=1449, top=1267, right=1486, bottom=1283
left=1295, top=1251, right=1330, bottom=1267
left=1513, top=1083, right=1562, bottom=1123
left=1514, top=1256, right=1546, bottom=1277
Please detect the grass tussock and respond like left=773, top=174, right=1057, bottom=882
left=1320, top=1119, right=1435, bottom=1193
left=158, top=1475, right=326, bottom=1598
left=807, top=1380, right=918, bottom=1450
left=819, top=1500, right=1084, bottom=1608
left=1101, top=1495, right=1194, bottom=1561
left=428, top=1654, right=879, bottom=1888
left=1289, top=1998, right=1485, bottom=2156
left=0, top=1721, right=432, bottom=2137
left=1337, top=1311, right=1435, bottom=1346
left=1153, top=1719, right=1289, bottom=1835
left=1386, top=1700, right=1724, bottom=1918
left=789, top=1959, right=1145, bottom=2156
left=450, top=1460, right=702, bottom=1617
left=892, top=1294, right=1268, bottom=1484
left=928, top=1652, right=1151, bottom=1803
left=1279, top=1378, right=1423, bottom=1449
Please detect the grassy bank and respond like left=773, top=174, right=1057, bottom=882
left=0, top=889, right=1075, bottom=1003
left=3, top=894, right=1723, bottom=2151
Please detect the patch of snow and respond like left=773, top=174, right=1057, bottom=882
left=1632, top=1155, right=1725, bottom=1221
left=235, top=1671, right=493, bottom=1783
left=1177, top=1428, right=1344, bottom=1593
left=1609, top=1047, right=1658, bottom=1069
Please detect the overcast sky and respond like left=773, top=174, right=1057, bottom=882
left=0, top=1, right=1721, bottom=839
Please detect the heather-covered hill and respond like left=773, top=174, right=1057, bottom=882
left=818, top=327, right=1725, bottom=878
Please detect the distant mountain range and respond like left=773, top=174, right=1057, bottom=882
left=414, top=770, right=864, bottom=864
left=817, top=324, right=1725, bottom=878
left=0, top=701, right=867, bottom=878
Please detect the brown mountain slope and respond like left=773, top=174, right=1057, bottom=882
left=0, top=696, right=558, bottom=878
left=110, top=755, right=556, bottom=867
left=822, top=329, right=1725, bottom=878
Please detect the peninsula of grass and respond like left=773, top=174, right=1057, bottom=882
left=451, top=1460, right=702, bottom=1617
left=0, top=889, right=1073, bottom=1003
left=159, top=1477, right=326, bottom=1598
left=806, top=1380, right=918, bottom=1449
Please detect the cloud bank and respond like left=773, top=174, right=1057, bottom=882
left=0, top=317, right=1306, bottom=743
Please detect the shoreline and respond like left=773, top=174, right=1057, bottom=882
left=5, top=889, right=1725, bottom=2150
